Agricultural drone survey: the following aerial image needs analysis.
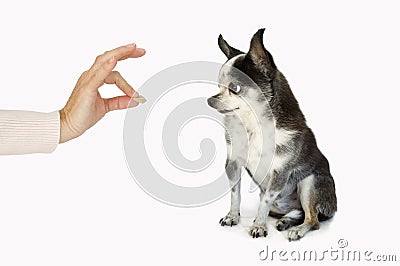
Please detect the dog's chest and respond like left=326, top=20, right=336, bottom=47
left=225, top=114, right=295, bottom=187
left=225, top=114, right=273, bottom=180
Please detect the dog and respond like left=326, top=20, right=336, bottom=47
left=207, top=28, right=337, bottom=241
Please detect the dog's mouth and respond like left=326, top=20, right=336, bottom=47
left=218, top=107, right=239, bottom=114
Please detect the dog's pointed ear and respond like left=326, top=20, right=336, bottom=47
left=248, top=28, right=276, bottom=75
left=218, top=34, right=243, bottom=59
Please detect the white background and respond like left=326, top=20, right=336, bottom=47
left=1, top=0, right=399, bottom=265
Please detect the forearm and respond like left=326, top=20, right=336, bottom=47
left=0, top=110, right=60, bottom=155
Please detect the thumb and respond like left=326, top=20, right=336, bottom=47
left=104, top=95, right=139, bottom=112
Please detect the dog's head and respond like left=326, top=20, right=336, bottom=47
left=207, top=28, right=277, bottom=115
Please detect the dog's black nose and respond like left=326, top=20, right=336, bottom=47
left=207, top=97, right=217, bottom=108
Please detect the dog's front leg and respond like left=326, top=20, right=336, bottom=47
left=219, top=160, right=241, bottom=227
left=249, top=172, right=288, bottom=238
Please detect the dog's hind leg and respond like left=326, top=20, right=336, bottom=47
left=219, top=160, right=241, bottom=226
left=287, top=174, right=322, bottom=241
left=276, top=209, right=304, bottom=231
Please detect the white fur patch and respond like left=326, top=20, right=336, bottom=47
left=269, top=154, right=288, bottom=173
left=261, top=128, right=297, bottom=181
left=283, top=209, right=303, bottom=219
left=275, top=128, right=297, bottom=146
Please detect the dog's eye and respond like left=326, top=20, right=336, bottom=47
left=228, top=82, right=241, bottom=94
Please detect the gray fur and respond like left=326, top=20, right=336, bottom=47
left=208, top=28, right=337, bottom=240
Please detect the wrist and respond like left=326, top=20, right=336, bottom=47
left=59, top=109, right=81, bottom=143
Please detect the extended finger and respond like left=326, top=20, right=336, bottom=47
left=119, top=47, right=146, bottom=60
left=104, top=71, right=136, bottom=97
left=104, top=95, right=139, bottom=113
left=93, top=44, right=145, bottom=67
left=87, top=44, right=146, bottom=88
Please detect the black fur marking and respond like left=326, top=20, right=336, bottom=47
left=268, top=211, right=284, bottom=219
left=275, top=144, right=292, bottom=155
left=225, top=131, right=231, bottom=144
left=244, top=167, right=253, bottom=178
left=276, top=218, right=303, bottom=231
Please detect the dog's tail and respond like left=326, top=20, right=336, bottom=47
left=268, top=211, right=285, bottom=219
left=315, top=173, right=337, bottom=221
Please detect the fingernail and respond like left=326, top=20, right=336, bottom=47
left=132, top=95, right=147, bottom=104
left=137, top=48, right=146, bottom=53
left=108, top=55, right=115, bottom=64
left=128, top=100, right=138, bottom=108
left=126, top=43, right=136, bottom=48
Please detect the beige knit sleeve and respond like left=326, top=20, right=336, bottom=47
left=0, top=110, right=60, bottom=155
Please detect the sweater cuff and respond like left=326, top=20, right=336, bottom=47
left=0, top=110, right=60, bottom=155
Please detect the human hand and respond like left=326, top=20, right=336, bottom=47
left=59, top=43, right=146, bottom=143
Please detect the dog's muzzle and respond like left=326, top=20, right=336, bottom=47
left=207, top=97, right=219, bottom=109
left=207, top=97, right=239, bottom=114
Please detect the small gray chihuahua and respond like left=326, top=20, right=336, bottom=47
left=207, top=29, right=337, bottom=241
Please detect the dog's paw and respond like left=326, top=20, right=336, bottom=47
left=219, top=213, right=240, bottom=227
left=249, top=223, right=268, bottom=238
left=276, top=218, right=292, bottom=231
left=287, top=226, right=305, bottom=241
